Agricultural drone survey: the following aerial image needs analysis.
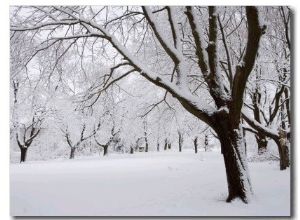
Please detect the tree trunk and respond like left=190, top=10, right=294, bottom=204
left=278, top=141, right=289, bottom=170
left=164, top=139, right=168, bottom=150
left=130, top=146, right=134, bottom=154
left=145, top=142, right=149, bottom=152
left=103, top=145, right=108, bottom=156
left=194, top=136, right=198, bottom=154
left=178, top=132, right=183, bottom=152
left=168, top=143, right=171, bottom=150
left=157, top=142, right=160, bottom=151
left=70, top=147, right=76, bottom=159
left=276, top=128, right=290, bottom=170
left=255, top=135, right=268, bottom=155
left=20, top=147, right=28, bottom=163
left=215, top=116, right=252, bottom=203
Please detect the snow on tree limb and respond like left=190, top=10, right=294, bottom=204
left=185, top=6, right=209, bottom=79
left=166, top=7, right=182, bottom=52
left=242, top=110, right=279, bottom=139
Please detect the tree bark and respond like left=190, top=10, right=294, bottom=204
left=214, top=115, right=252, bottom=203
left=20, top=147, right=28, bottom=163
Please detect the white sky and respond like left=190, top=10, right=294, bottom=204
left=1, top=1, right=299, bottom=220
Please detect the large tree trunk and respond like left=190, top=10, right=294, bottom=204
left=220, top=130, right=252, bottom=203
left=70, top=147, right=76, bottom=159
left=215, top=116, right=253, bottom=203
left=20, top=147, right=28, bottom=163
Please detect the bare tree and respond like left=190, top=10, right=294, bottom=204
left=15, top=117, right=42, bottom=163
left=11, top=76, right=47, bottom=163
left=94, top=125, right=120, bottom=156
left=62, top=123, right=99, bottom=159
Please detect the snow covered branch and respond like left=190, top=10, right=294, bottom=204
left=242, top=110, right=279, bottom=140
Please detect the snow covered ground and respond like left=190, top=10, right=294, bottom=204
left=10, top=149, right=290, bottom=216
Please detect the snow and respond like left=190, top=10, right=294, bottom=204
left=10, top=150, right=290, bottom=216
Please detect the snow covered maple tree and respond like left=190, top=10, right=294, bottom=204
left=10, top=6, right=271, bottom=203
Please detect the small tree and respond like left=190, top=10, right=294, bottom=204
left=62, top=123, right=98, bottom=159
left=15, top=117, right=42, bottom=163
left=94, top=125, right=120, bottom=156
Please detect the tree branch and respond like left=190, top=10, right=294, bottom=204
left=230, top=6, right=265, bottom=127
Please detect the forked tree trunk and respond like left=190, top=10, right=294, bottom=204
left=20, top=147, right=28, bottom=163
left=70, top=147, right=76, bottom=159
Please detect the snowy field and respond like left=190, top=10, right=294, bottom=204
left=10, top=149, right=290, bottom=216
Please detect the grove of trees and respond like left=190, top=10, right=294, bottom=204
left=10, top=6, right=290, bottom=204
